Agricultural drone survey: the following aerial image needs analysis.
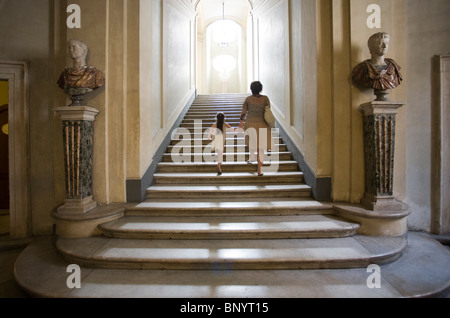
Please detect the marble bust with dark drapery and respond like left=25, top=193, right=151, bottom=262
left=352, top=32, right=403, bottom=100
left=57, top=39, right=105, bottom=106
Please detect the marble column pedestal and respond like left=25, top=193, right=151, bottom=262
left=53, top=106, right=124, bottom=238
left=358, top=101, right=406, bottom=211
left=54, top=106, right=99, bottom=215
left=335, top=101, right=410, bottom=236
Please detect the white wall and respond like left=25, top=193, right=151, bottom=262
left=255, top=0, right=290, bottom=118
left=405, top=0, right=450, bottom=231
left=164, top=0, right=194, bottom=117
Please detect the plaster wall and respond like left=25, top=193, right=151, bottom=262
left=255, top=0, right=289, bottom=119
left=406, top=0, right=450, bottom=231
left=0, top=0, right=56, bottom=234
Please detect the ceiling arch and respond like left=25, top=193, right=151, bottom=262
left=195, top=0, right=253, bottom=31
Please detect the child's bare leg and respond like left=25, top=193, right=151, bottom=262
left=248, top=148, right=256, bottom=163
left=217, top=150, right=223, bottom=175
left=257, top=149, right=264, bottom=176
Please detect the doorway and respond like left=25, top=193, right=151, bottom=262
left=0, top=61, right=30, bottom=239
left=0, top=80, right=8, bottom=235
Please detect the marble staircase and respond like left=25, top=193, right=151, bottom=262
left=54, top=94, right=407, bottom=272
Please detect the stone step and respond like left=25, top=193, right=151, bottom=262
left=180, top=121, right=243, bottom=127
left=184, top=111, right=242, bottom=118
left=99, top=215, right=360, bottom=240
left=167, top=144, right=288, bottom=153
left=157, top=160, right=297, bottom=173
left=183, top=114, right=242, bottom=120
left=153, top=171, right=304, bottom=184
left=15, top=233, right=450, bottom=298
left=187, top=106, right=242, bottom=110
left=172, top=131, right=280, bottom=139
left=146, top=184, right=311, bottom=199
left=170, top=137, right=283, bottom=145
left=55, top=235, right=406, bottom=270
left=124, top=198, right=332, bottom=217
left=162, top=152, right=293, bottom=162
left=191, top=106, right=244, bottom=108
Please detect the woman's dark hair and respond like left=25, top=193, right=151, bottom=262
left=216, top=112, right=225, bottom=134
left=250, top=81, right=263, bottom=95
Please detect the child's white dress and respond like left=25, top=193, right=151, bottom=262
left=210, top=123, right=234, bottom=152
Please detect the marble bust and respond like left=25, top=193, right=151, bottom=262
left=57, top=39, right=105, bottom=106
left=352, top=32, right=403, bottom=100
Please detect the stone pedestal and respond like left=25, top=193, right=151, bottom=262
left=54, top=106, right=99, bottom=215
left=359, top=101, right=405, bottom=211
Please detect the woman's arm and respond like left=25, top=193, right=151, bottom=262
left=239, top=100, right=248, bottom=129
left=225, top=122, right=238, bottom=132
left=265, top=96, right=271, bottom=108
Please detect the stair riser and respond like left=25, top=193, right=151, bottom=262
left=162, top=155, right=293, bottom=163
left=60, top=255, right=399, bottom=271
left=153, top=176, right=304, bottom=185
left=180, top=118, right=240, bottom=128
left=167, top=145, right=288, bottom=152
left=124, top=208, right=332, bottom=218
left=170, top=138, right=283, bottom=145
left=101, top=230, right=358, bottom=241
left=156, top=165, right=298, bottom=173
left=146, top=190, right=311, bottom=200
left=164, top=151, right=291, bottom=159
left=174, top=130, right=281, bottom=137
left=183, top=115, right=242, bottom=120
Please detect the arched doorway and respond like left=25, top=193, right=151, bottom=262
left=196, top=0, right=253, bottom=95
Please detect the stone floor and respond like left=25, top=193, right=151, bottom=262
left=2, top=231, right=450, bottom=299
left=0, top=212, right=9, bottom=236
left=0, top=237, right=30, bottom=298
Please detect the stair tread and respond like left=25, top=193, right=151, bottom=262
left=127, top=198, right=330, bottom=210
left=154, top=171, right=303, bottom=177
left=56, top=235, right=406, bottom=269
left=100, top=215, right=359, bottom=234
left=147, top=184, right=310, bottom=192
left=158, top=160, right=296, bottom=166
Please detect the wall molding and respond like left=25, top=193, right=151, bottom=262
left=432, top=54, right=450, bottom=234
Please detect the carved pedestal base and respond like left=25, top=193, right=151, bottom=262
left=359, top=101, right=407, bottom=212
left=57, top=196, right=97, bottom=215
left=361, top=193, right=404, bottom=212
left=54, top=106, right=99, bottom=215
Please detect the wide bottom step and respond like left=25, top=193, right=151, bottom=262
left=56, top=235, right=406, bottom=270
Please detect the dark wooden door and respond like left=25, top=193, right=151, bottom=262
left=0, top=104, right=9, bottom=209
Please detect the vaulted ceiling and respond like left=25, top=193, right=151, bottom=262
left=195, top=0, right=252, bottom=31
